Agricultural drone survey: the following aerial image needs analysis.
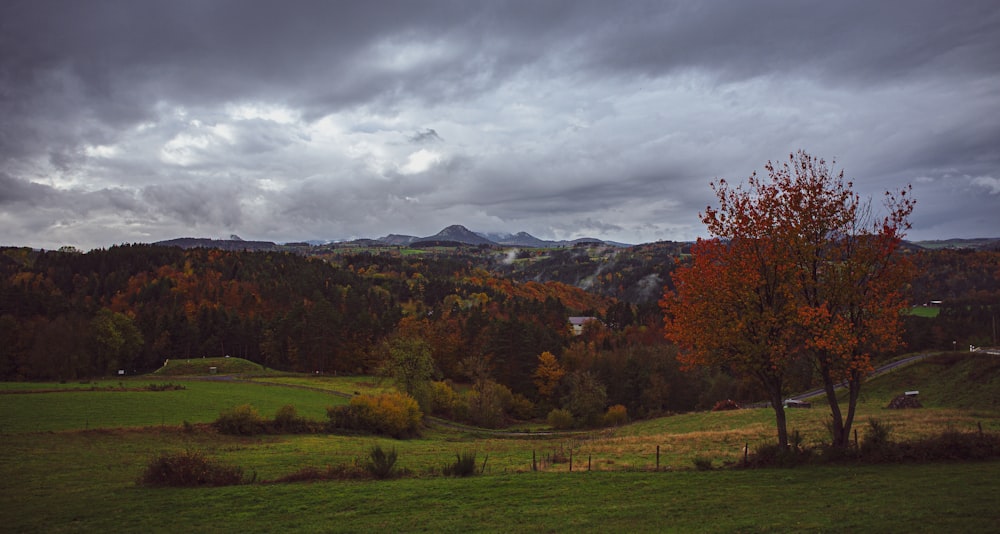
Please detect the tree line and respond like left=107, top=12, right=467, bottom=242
left=0, top=201, right=996, bottom=429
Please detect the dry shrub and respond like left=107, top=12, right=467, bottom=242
left=213, top=404, right=265, bottom=435
left=547, top=408, right=575, bottom=430
left=429, top=381, right=461, bottom=417
left=139, top=450, right=244, bottom=487
left=603, top=404, right=629, bottom=427
left=328, top=391, right=423, bottom=438
left=443, top=451, right=480, bottom=477
left=712, top=399, right=740, bottom=411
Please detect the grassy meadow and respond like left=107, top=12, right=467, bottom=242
left=2, top=353, right=999, bottom=532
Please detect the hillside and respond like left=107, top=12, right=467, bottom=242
left=152, top=357, right=272, bottom=376
left=861, top=352, right=1000, bottom=410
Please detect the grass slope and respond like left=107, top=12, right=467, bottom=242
left=854, top=352, right=1000, bottom=410
left=152, top=356, right=273, bottom=376
left=1, top=353, right=999, bottom=531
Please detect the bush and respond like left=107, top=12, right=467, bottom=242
left=463, top=382, right=508, bottom=429
left=746, top=442, right=813, bottom=468
left=603, top=404, right=629, bottom=427
left=364, top=444, right=399, bottom=479
left=860, top=418, right=895, bottom=461
left=145, top=383, right=186, bottom=392
left=213, top=404, right=265, bottom=435
left=429, top=381, right=461, bottom=417
left=328, top=392, right=423, bottom=438
left=443, top=451, right=480, bottom=477
left=507, top=393, right=536, bottom=421
left=139, top=450, right=244, bottom=487
left=692, top=456, right=714, bottom=471
left=711, top=399, right=740, bottom=411
left=546, top=408, right=575, bottom=430
left=273, top=404, right=309, bottom=434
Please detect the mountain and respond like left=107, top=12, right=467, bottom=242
left=413, top=225, right=495, bottom=246
left=379, top=234, right=420, bottom=246
left=912, top=238, right=1000, bottom=251
left=479, top=231, right=551, bottom=247
left=155, top=237, right=281, bottom=252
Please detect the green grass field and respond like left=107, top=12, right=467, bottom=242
left=907, top=306, right=941, bottom=318
left=0, top=378, right=346, bottom=433
left=2, top=354, right=999, bottom=532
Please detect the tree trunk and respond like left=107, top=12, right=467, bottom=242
left=820, top=361, right=848, bottom=448
left=841, top=370, right=863, bottom=449
left=770, top=390, right=789, bottom=450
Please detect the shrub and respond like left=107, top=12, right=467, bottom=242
left=328, top=392, right=423, bottom=438
left=883, top=429, right=1000, bottom=463
left=463, top=382, right=508, bottom=429
left=443, top=451, right=480, bottom=477
left=711, top=399, right=740, bottom=411
left=746, top=442, right=812, bottom=468
left=145, top=383, right=186, bottom=392
left=273, top=404, right=309, bottom=434
left=213, top=404, right=265, bottom=435
left=860, top=418, right=895, bottom=461
left=507, top=393, right=536, bottom=421
left=429, top=381, right=461, bottom=417
left=603, top=404, right=629, bottom=427
left=692, top=456, right=714, bottom=471
left=546, top=408, right=575, bottom=430
left=364, top=444, right=399, bottom=479
left=139, top=450, right=244, bottom=487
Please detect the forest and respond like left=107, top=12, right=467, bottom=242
left=1, top=242, right=997, bottom=426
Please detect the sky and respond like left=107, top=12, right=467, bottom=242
left=2, top=1, right=998, bottom=250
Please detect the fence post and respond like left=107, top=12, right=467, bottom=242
left=744, top=442, right=749, bottom=467
left=588, top=455, right=592, bottom=472
left=656, top=445, right=660, bottom=471
left=532, top=450, right=537, bottom=472
left=569, top=450, right=573, bottom=472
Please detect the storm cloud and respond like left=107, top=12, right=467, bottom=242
left=2, top=0, right=998, bottom=249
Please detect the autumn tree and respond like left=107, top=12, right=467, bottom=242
left=90, top=309, right=144, bottom=375
left=662, top=221, right=801, bottom=447
left=770, top=152, right=914, bottom=448
left=561, top=370, right=608, bottom=428
left=663, top=150, right=914, bottom=449
left=378, top=334, right=436, bottom=412
left=533, top=351, right=565, bottom=402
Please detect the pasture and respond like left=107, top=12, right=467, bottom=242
left=2, top=353, right=999, bottom=532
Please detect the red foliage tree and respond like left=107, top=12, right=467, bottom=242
left=663, top=151, right=914, bottom=449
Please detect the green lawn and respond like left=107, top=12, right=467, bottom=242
left=907, top=306, right=941, bottom=318
left=0, top=379, right=345, bottom=433
left=0, top=428, right=996, bottom=534
left=2, top=356, right=999, bottom=532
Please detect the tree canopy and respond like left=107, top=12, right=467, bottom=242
left=663, top=150, right=914, bottom=448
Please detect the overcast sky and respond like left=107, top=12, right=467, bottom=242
left=2, top=1, right=998, bottom=250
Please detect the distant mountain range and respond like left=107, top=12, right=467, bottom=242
left=376, top=225, right=631, bottom=248
left=153, top=226, right=1000, bottom=252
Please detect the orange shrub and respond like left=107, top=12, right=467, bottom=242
left=603, top=404, right=629, bottom=426
left=328, top=391, right=423, bottom=438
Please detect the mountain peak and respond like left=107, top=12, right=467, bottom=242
left=416, top=225, right=496, bottom=246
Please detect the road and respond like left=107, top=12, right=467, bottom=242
left=787, top=351, right=942, bottom=402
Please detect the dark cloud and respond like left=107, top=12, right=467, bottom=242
left=1, top=1, right=997, bottom=249
left=0, top=173, right=56, bottom=206
left=410, top=129, right=443, bottom=144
